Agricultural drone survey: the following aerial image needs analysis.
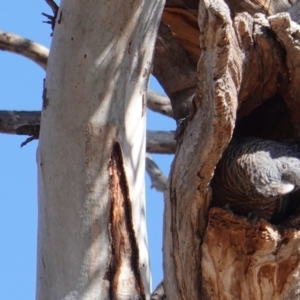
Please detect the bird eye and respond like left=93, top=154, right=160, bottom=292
left=282, top=164, right=287, bottom=170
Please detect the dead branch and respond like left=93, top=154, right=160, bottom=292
left=150, top=281, right=166, bottom=300
left=147, top=91, right=173, bottom=118
left=146, top=155, right=168, bottom=192
left=0, top=30, right=49, bottom=70
left=0, top=111, right=40, bottom=134
left=0, top=110, right=176, bottom=154
left=146, top=130, right=176, bottom=154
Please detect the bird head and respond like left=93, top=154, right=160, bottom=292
left=276, top=156, right=300, bottom=194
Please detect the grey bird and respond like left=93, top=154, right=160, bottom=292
left=211, top=137, right=300, bottom=223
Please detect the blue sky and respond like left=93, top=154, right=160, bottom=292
left=0, top=1, right=174, bottom=298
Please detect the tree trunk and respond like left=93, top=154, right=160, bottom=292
left=37, top=0, right=164, bottom=299
left=164, top=0, right=300, bottom=299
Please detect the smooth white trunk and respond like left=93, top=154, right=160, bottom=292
left=37, top=0, right=164, bottom=299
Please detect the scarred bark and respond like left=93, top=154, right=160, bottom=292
left=107, top=142, right=145, bottom=299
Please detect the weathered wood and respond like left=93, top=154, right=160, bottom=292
left=162, top=6, right=200, bottom=62
left=269, top=13, right=300, bottom=132
left=0, top=30, right=48, bottom=70
left=163, top=0, right=300, bottom=299
left=234, top=12, right=286, bottom=120
left=203, top=207, right=300, bottom=299
left=225, top=0, right=299, bottom=16
left=153, top=22, right=197, bottom=121
left=147, top=91, right=173, bottom=118
left=164, top=0, right=241, bottom=298
left=0, top=111, right=41, bottom=134
left=147, top=130, right=176, bottom=154
left=146, top=155, right=168, bottom=193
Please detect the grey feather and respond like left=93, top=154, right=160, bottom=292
left=211, top=137, right=300, bottom=223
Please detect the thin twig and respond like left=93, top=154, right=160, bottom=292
left=42, top=0, right=59, bottom=33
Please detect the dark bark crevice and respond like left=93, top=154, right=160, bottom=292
left=107, top=142, right=145, bottom=300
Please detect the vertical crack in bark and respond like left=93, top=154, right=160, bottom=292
left=169, top=173, right=184, bottom=299
left=106, top=142, right=145, bottom=300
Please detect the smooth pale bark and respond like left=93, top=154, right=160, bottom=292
left=37, top=0, right=164, bottom=299
left=0, top=111, right=176, bottom=154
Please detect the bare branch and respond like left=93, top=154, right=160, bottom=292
left=0, top=31, right=49, bottom=70
left=0, top=111, right=40, bottom=133
left=42, top=0, right=59, bottom=34
left=45, top=0, right=59, bottom=16
left=147, top=130, right=176, bottom=154
left=0, top=111, right=176, bottom=154
left=0, top=30, right=174, bottom=119
left=146, top=155, right=168, bottom=192
left=150, top=281, right=166, bottom=300
left=147, top=91, right=173, bottom=118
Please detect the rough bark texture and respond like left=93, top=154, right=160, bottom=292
left=37, top=0, right=165, bottom=299
left=164, top=0, right=300, bottom=299
left=164, top=0, right=240, bottom=299
left=203, top=208, right=300, bottom=299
